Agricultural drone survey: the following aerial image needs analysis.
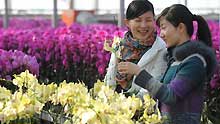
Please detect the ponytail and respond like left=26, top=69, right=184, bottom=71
left=194, top=15, right=212, bottom=47
left=157, top=4, right=213, bottom=47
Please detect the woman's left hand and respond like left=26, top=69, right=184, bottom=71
left=118, top=62, right=141, bottom=75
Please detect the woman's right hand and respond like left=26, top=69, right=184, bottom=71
left=118, top=62, right=141, bottom=75
left=116, top=73, right=133, bottom=89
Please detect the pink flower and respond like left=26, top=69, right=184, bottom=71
left=98, top=64, right=106, bottom=75
left=113, top=30, right=125, bottom=38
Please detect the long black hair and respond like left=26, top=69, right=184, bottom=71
left=156, top=4, right=212, bottom=47
left=126, top=0, right=155, bottom=20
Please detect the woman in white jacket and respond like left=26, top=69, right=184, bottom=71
left=104, top=0, right=167, bottom=98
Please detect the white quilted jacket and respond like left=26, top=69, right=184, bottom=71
left=104, top=36, right=167, bottom=98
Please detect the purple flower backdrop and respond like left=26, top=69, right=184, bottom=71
left=0, top=49, right=39, bottom=80
left=0, top=18, right=127, bottom=88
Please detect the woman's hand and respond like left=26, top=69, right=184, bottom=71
left=118, top=62, right=141, bottom=75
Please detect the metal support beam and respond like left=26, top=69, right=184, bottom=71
left=52, top=0, right=58, bottom=28
left=118, top=0, right=125, bottom=27
left=69, top=0, right=74, bottom=10
left=94, top=0, right=99, bottom=14
left=184, top=0, right=188, bottom=7
left=3, top=0, right=9, bottom=28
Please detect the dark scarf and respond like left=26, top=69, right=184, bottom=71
left=116, top=31, right=156, bottom=86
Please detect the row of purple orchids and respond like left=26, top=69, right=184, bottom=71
left=0, top=49, right=39, bottom=80
left=0, top=18, right=126, bottom=87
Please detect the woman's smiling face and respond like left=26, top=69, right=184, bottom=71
left=125, top=11, right=155, bottom=42
left=159, top=17, right=181, bottom=48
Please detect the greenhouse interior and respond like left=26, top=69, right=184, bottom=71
left=0, top=0, right=219, bottom=124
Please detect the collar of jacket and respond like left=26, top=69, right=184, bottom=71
left=137, top=35, right=166, bottom=67
left=173, top=40, right=217, bottom=78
